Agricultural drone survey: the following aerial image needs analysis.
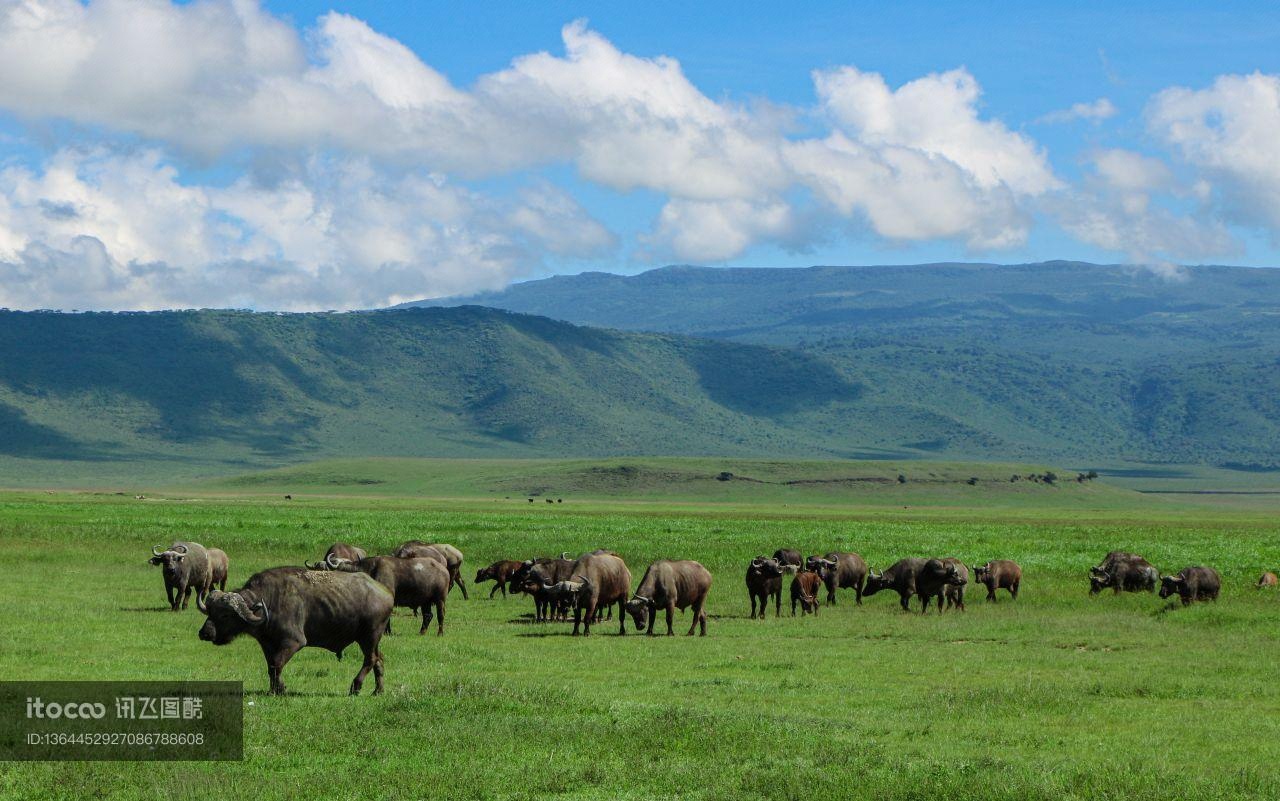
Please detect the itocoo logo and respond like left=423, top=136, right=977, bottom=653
left=26, top=697, right=107, bottom=719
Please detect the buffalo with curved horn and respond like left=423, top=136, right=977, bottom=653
left=148, top=541, right=213, bottom=611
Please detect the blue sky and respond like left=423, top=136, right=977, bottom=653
left=0, top=0, right=1278, bottom=309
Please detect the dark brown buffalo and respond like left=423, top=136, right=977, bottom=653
left=149, top=542, right=213, bottom=611
left=941, top=558, right=969, bottom=612
left=325, top=543, right=367, bottom=563
left=568, top=552, right=632, bottom=636
left=1258, top=572, right=1278, bottom=588
left=392, top=541, right=468, bottom=599
left=207, top=548, right=229, bottom=592
left=806, top=552, right=868, bottom=605
left=198, top=567, right=393, bottom=695
left=746, top=555, right=785, bottom=619
left=1090, top=552, right=1158, bottom=594
left=475, top=560, right=524, bottom=598
left=1159, top=566, right=1221, bottom=606
left=773, top=548, right=802, bottom=574
left=864, top=558, right=965, bottom=613
left=790, top=570, right=823, bottom=616
left=512, top=554, right=575, bottom=621
left=973, top=560, right=1021, bottom=601
left=625, top=560, right=712, bottom=636
left=318, top=555, right=449, bottom=635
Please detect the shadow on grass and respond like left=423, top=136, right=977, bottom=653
left=118, top=606, right=178, bottom=613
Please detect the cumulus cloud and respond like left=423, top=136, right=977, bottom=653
left=1048, top=149, right=1237, bottom=267
left=0, top=149, right=615, bottom=310
left=1147, top=73, right=1280, bottom=234
left=1036, top=98, right=1117, bottom=125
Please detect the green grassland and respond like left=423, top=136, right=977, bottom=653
left=2, top=465, right=1279, bottom=800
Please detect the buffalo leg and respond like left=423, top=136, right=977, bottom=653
left=689, top=598, right=706, bottom=636
left=665, top=604, right=675, bottom=636
left=180, top=581, right=193, bottom=610
left=749, top=594, right=757, bottom=619
left=350, top=635, right=384, bottom=696
left=264, top=640, right=302, bottom=696
left=899, top=591, right=911, bottom=612
left=453, top=571, right=470, bottom=600
left=1010, top=582, right=1019, bottom=600
left=773, top=589, right=781, bottom=617
left=854, top=579, right=864, bottom=606
left=435, top=600, right=445, bottom=635
left=166, top=582, right=176, bottom=611
left=617, top=599, right=626, bottom=635
left=420, top=604, right=432, bottom=635
left=490, top=582, right=500, bottom=599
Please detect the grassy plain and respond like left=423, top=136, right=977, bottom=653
left=1, top=461, right=1279, bottom=800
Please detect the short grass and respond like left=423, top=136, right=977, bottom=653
left=1, top=488, right=1279, bottom=800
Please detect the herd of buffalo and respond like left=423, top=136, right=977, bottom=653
left=147, top=541, right=1245, bottom=696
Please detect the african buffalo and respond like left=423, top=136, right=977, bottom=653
left=315, top=554, right=449, bottom=635
left=1258, top=572, right=1278, bottom=588
left=790, top=570, right=822, bottom=616
left=325, top=543, right=367, bottom=563
left=773, top=548, right=802, bottom=574
left=1090, top=552, right=1157, bottom=594
left=207, top=548, right=229, bottom=592
left=625, top=560, right=712, bottom=636
left=1159, top=566, right=1221, bottom=606
left=149, top=542, right=213, bottom=611
left=746, top=556, right=785, bottom=619
left=864, top=558, right=965, bottom=613
left=807, top=552, right=868, bottom=605
left=475, top=560, right=524, bottom=598
left=941, top=558, right=968, bottom=612
left=393, top=541, right=468, bottom=599
left=568, top=552, right=631, bottom=636
left=511, top=554, right=575, bottom=621
left=198, top=567, right=392, bottom=695
left=973, top=560, right=1021, bottom=601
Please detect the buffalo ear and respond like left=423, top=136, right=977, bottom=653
left=173, top=555, right=185, bottom=563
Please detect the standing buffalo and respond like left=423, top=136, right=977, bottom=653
left=475, top=560, right=525, bottom=598
left=773, top=549, right=802, bottom=574
left=207, top=548, right=229, bottom=592
left=746, top=556, right=785, bottom=619
left=197, top=567, right=392, bottom=696
left=941, top=558, right=968, bottom=612
left=149, top=542, right=213, bottom=611
left=973, top=560, right=1021, bottom=601
left=313, top=554, right=449, bottom=635
left=1258, top=572, right=1278, bottom=588
left=1159, top=567, right=1221, bottom=606
left=511, top=554, right=576, bottom=621
left=1090, top=552, right=1158, bottom=594
left=393, top=541, right=468, bottom=599
left=864, top=558, right=965, bottom=613
left=790, top=570, right=822, bottom=616
left=568, top=552, right=631, bottom=636
left=625, top=560, right=712, bottom=636
left=807, top=552, right=868, bottom=605
left=325, top=543, right=367, bottom=563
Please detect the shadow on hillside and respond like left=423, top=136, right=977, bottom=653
left=683, top=340, right=863, bottom=416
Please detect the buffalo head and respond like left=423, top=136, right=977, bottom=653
left=973, top=564, right=989, bottom=582
left=149, top=544, right=188, bottom=579
left=863, top=569, right=889, bottom=596
left=1089, top=571, right=1110, bottom=595
left=1158, top=575, right=1184, bottom=599
left=625, top=595, right=652, bottom=630
left=197, top=590, right=269, bottom=645
left=749, top=556, right=784, bottom=578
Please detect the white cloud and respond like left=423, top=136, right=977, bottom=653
left=1037, top=98, right=1117, bottom=125
left=1148, top=72, right=1280, bottom=233
left=0, top=149, right=615, bottom=310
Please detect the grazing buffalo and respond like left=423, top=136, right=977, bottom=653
left=790, top=570, right=823, bottom=616
left=1159, top=567, right=1221, bottom=606
left=806, top=552, right=868, bottom=605
left=325, top=543, right=367, bottom=563
left=315, top=555, right=449, bottom=635
left=568, top=552, right=632, bottom=636
left=512, top=554, right=575, bottom=621
left=149, top=542, right=213, bottom=611
left=207, top=548, right=229, bottom=592
left=773, top=549, right=803, bottom=574
left=392, top=541, right=468, bottom=599
left=1090, top=552, right=1158, bottom=594
left=746, top=556, right=785, bottom=619
left=1258, top=572, right=1278, bottom=588
left=973, top=560, right=1021, bottom=601
left=198, top=567, right=392, bottom=696
left=475, top=560, right=525, bottom=598
left=941, top=558, right=969, bottom=612
left=625, top=560, right=712, bottom=636
left=864, top=558, right=965, bottom=613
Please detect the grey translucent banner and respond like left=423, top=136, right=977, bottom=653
left=0, top=681, right=242, bottom=761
